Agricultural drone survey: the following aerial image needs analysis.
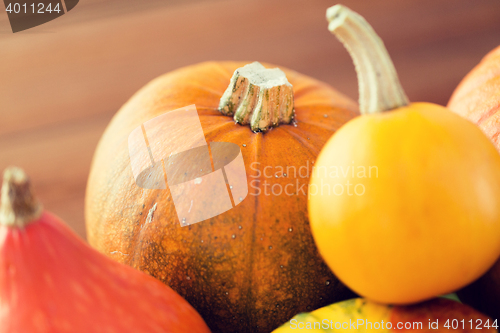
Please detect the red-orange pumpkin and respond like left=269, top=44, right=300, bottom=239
left=448, top=45, right=500, bottom=151
left=0, top=167, right=211, bottom=333
left=85, top=61, right=358, bottom=333
left=448, top=45, right=500, bottom=320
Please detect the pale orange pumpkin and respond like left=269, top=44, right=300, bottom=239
left=448, top=45, right=500, bottom=321
left=85, top=61, right=359, bottom=333
left=448, top=45, right=500, bottom=151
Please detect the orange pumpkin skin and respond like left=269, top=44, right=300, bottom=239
left=448, top=45, right=500, bottom=151
left=85, top=61, right=358, bottom=333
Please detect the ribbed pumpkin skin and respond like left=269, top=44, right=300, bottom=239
left=85, top=61, right=358, bottom=333
left=448, top=45, right=500, bottom=151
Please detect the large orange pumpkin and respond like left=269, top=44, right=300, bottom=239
left=448, top=45, right=500, bottom=151
left=85, top=61, right=358, bottom=333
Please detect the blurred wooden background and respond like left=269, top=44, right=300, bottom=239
left=1, top=0, right=499, bottom=239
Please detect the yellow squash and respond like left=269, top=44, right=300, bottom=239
left=272, top=298, right=496, bottom=333
left=308, top=5, right=500, bottom=304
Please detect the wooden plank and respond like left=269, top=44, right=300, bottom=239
left=1, top=0, right=499, bottom=135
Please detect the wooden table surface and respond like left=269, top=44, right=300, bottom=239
left=1, top=0, right=500, bottom=239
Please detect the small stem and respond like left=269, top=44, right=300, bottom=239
left=219, top=62, right=294, bottom=132
left=326, top=5, right=409, bottom=114
left=0, top=167, right=42, bottom=228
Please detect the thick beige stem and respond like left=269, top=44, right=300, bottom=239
left=327, top=5, right=409, bottom=114
left=219, top=62, right=294, bottom=132
left=0, top=167, right=42, bottom=228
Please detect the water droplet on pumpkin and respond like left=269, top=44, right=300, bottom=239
left=269, top=246, right=272, bottom=250
left=242, top=144, right=247, bottom=147
left=280, top=265, right=284, bottom=268
left=276, top=304, right=279, bottom=308
left=232, top=234, right=236, bottom=239
left=230, top=185, right=233, bottom=189
left=260, top=238, right=263, bottom=241
left=288, top=228, right=293, bottom=232
left=283, top=173, right=287, bottom=177
left=201, top=240, right=204, bottom=243
left=239, top=197, right=243, bottom=201
left=324, top=114, right=328, bottom=118
left=186, top=276, right=191, bottom=280
left=238, top=225, right=242, bottom=229
left=225, top=292, right=229, bottom=295
left=293, top=122, right=298, bottom=127
left=325, top=280, right=330, bottom=286
left=275, top=174, right=279, bottom=178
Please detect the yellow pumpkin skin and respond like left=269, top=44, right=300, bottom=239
left=308, top=102, right=500, bottom=304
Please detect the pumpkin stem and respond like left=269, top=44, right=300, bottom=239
left=219, top=62, right=295, bottom=132
left=327, top=5, right=409, bottom=114
left=0, top=167, right=42, bottom=228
